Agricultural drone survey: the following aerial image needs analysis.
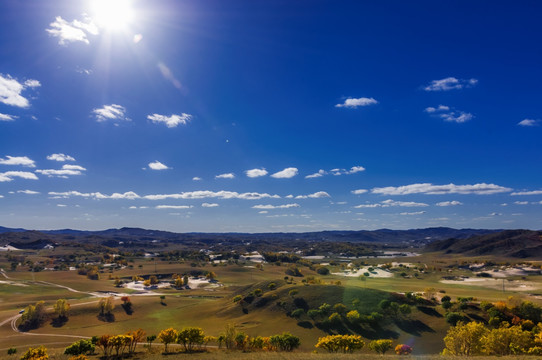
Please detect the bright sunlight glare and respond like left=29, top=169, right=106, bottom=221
left=90, top=0, right=134, bottom=31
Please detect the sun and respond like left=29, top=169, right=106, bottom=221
left=90, top=0, right=135, bottom=31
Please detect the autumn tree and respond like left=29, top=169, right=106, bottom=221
left=443, top=321, right=488, bottom=355
left=158, top=327, right=178, bottom=353
left=54, top=299, right=70, bottom=320
left=482, top=325, right=533, bottom=355
left=98, top=297, right=115, bottom=316
left=177, top=327, right=205, bottom=352
left=315, top=334, right=364, bottom=353
left=126, top=328, right=146, bottom=354
left=20, top=346, right=48, bottom=360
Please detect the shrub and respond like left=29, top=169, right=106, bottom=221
left=315, top=335, right=364, bottom=353
left=177, top=327, right=205, bottom=352
left=20, top=346, right=48, bottom=360
left=291, top=308, right=304, bottom=319
left=269, top=332, right=300, bottom=351
left=369, top=339, right=393, bottom=354
left=64, top=339, right=95, bottom=356
left=395, top=344, right=412, bottom=355
left=7, top=347, right=17, bottom=355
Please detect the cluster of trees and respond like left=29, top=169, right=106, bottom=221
left=314, top=335, right=411, bottom=355
left=19, top=298, right=71, bottom=330
left=443, top=321, right=542, bottom=355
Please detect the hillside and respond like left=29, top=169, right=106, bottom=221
left=424, top=229, right=542, bottom=258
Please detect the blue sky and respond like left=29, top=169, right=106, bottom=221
left=1, top=0, right=541, bottom=232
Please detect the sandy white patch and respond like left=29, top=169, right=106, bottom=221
left=440, top=277, right=541, bottom=291
left=0, top=245, right=20, bottom=251
left=0, top=280, right=28, bottom=287
left=332, top=266, right=393, bottom=278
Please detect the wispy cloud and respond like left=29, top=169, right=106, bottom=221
left=143, top=191, right=279, bottom=200
left=330, top=166, right=365, bottom=176
left=156, top=205, right=193, bottom=209
left=0, top=113, right=17, bottom=121
left=17, top=190, right=40, bottom=195
left=335, top=97, right=378, bottom=108
left=355, top=199, right=429, bottom=208
left=46, top=15, right=98, bottom=45
left=351, top=189, right=368, bottom=195
left=518, top=119, right=538, bottom=127
left=424, top=77, right=478, bottom=91
left=252, top=203, right=300, bottom=209
left=425, top=105, right=473, bottom=123
left=511, top=190, right=542, bottom=196
left=36, top=164, right=86, bottom=178
left=271, top=167, right=298, bottom=179
left=436, top=201, right=463, bottom=206
left=47, top=153, right=75, bottom=162
left=49, top=191, right=140, bottom=200
left=245, top=168, right=268, bottom=178
left=372, top=183, right=512, bottom=195
left=0, top=74, right=41, bottom=108
left=148, top=161, right=170, bottom=170
left=399, top=211, right=426, bottom=215
left=192, top=177, right=202, bottom=181
left=215, top=173, right=235, bottom=179
left=92, top=104, right=129, bottom=122
left=202, top=203, right=219, bottom=207
left=305, top=170, right=326, bottom=179
left=0, top=171, right=39, bottom=182
left=0, top=155, right=36, bottom=167
left=514, top=201, right=529, bottom=205
left=295, top=191, right=330, bottom=199
left=147, top=113, right=192, bottom=128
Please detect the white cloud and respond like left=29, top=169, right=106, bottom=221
left=157, top=62, right=182, bottom=89
left=36, top=164, right=86, bottom=178
left=252, top=203, right=300, bottom=209
left=347, top=166, right=366, bottom=174
left=49, top=191, right=140, bottom=200
left=0, top=74, right=40, bottom=108
left=245, top=168, right=268, bottom=178
left=62, top=164, right=86, bottom=171
left=295, top=191, right=330, bottom=199
left=400, top=211, right=426, bottom=215
left=147, top=113, right=192, bottom=128
left=17, top=190, right=40, bottom=195
left=47, top=153, right=75, bottom=162
left=202, top=203, right=219, bottom=207
left=381, top=199, right=429, bottom=207
left=0, top=195, right=3, bottom=198
left=518, top=119, right=538, bottom=127
left=424, top=105, right=450, bottom=113
left=192, top=177, right=202, bottom=181
left=271, top=167, right=298, bottom=179
left=424, top=77, right=478, bottom=91
left=92, top=104, right=128, bottom=122
left=489, top=212, right=502, bottom=216
left=351, top=189, right=368, bottom=195
left=0, top=113, right=17, bottom=121
left=215, top=173, right=235, bottom=179
left=305, top=169, right=326, bottom=179
left=0, top=155, right=36, bottom=167
left=0, top=171, right=39, bottom=182
left=372, top=183, right=512, bottom=195
left=335, top=97, right=378, bottom=108
left=144, top=190, right=280, bottom=200
left=511, top=190, right=542, bottom=196
left=514, top=201, right=529, bottom=205
left=156, top=205, right=193, bottom=209
left=354, top=199, right=429, bottom=208
left=148, top=161, right=170, bottom=170
left=425, top=105, right=473, bottom=123
left=57, top=204, right=67, bottom=207
left=258, top=210, right=268, bottom=214
left=436, top=201, right=463, bottom=206
left=46, top=16, right=98, bottom=45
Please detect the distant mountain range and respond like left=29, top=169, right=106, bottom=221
left=425, top=229, right=542, bottom=258
left=0, top=225, right=499, bottom=245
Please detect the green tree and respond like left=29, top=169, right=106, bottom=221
left=269, top=332, right=300, bottom=351
left=64, top=339, right=95, bottom=356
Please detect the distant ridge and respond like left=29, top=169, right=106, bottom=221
left=0, top=226, right=499, bottom=245
left=424, top=229, right=542, bottom=258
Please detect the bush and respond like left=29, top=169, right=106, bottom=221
left=291, top=308, right=304, bottom=319
left=395, top=344, right=412, bottom=355
left=177, top=327, right=205, bottom=352
left=315, top=335, right=365, bottom=353
left=369, top=339, right=393, bottom=354
left=7, top=347, right=16, bottom=355
left=20, top=346, right=48, bottom=360
left=269, top=332, right=300, bottom=351
left=446, top=312, right=465, bottom=326
left=64, top=339, right=95, bottom=356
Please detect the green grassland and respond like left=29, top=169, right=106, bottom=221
left=0, top=248, right=541, bottom=358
